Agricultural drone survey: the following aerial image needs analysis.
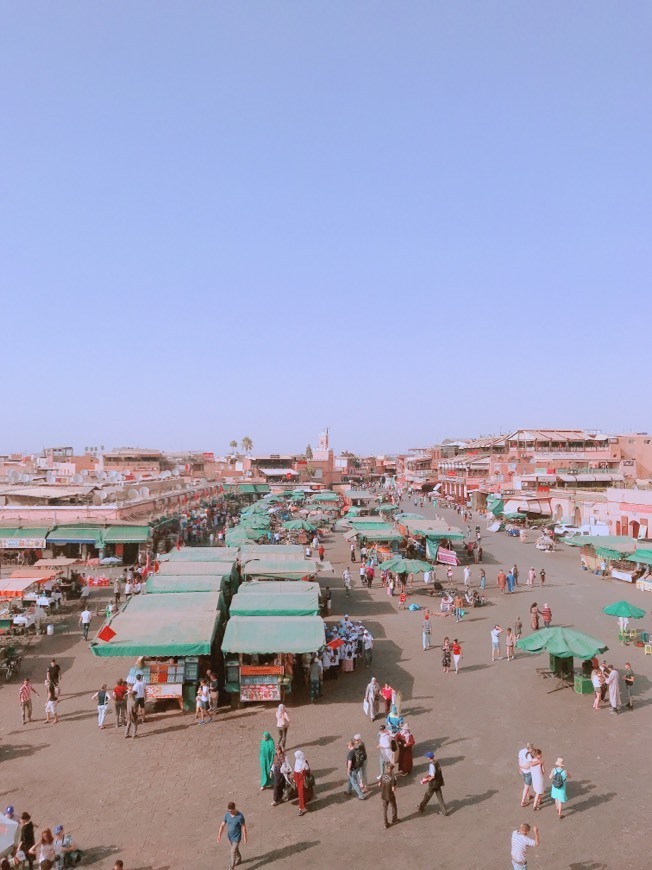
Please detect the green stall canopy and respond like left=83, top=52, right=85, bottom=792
left=90, top=591, right=220, bottom=658
left=161, top=547, right=240, bottom=563
left=626, top=549, right=652, bottom=566
left=145, top=574, right=224, bottom=594
left=0, top=527, right=51, bottom=547
left=516, top=627, right=608, bottom=660
left=358, top=529, right=405, bottom=542
left=242, top=559, right=318, bottom=580
left=239, top=545, right=305, bottom=560
left=230, top=586, right=320, bottom=616
left=157, top=561, right=234, bottom=577
left=222, top=615, right=325, bottom=654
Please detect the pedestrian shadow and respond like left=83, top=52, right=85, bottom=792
left=243, top=840, right=320, bottom=868
left=569, top=790, right=616, bottom=815
left=137, top=722, right=190, bottom=738
left=446, top=788, right=498, bottom=813
left=459, top=664, right=491, bottom=673
left=311, top=767, right=337, bottom=780
left=569, top=863, right=609, bottom=870
left=1, top=742, right=49, bottom=759
left=436, top=755, right=465, bottom=766
left=312, top=791, right=353, bottom=811
left=82, top=844, right=122, bottom=864
left=300, top=734, right=339, bottom=748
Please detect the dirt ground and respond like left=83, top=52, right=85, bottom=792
left=1, top=500, right=650, bottom=869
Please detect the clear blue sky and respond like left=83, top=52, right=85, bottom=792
left=2, top=3, right=650, bottom=456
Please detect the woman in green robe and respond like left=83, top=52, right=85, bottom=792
left=259, top=731, right=276, bottom=789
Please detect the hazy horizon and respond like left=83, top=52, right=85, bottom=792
left=2, top=3, right=650, bottom=455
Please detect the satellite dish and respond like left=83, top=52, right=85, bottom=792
left=92, top=493, right=103, bottom=506
left=127, top=488, right=140, bottom=500
left=139, top=486, right=150, bottom=498
left=72, top=474, right=83, bottom=484
left=99, top=490, right=108, bottom=501
left=46, top=472, right=55, bottom=484
left=135, top=474, right=142, bottom=483
left=7, top=470, right=19, bottom=483
left=81, top=469, right=89, bottom=477
left=108, top=471, right=119, bottom=483
left=20, top=473, right=30, bottom=483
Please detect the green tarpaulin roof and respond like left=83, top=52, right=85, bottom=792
left=358, top=529, right=404, bottom=542
left=349, top=517, right=388, bottom=527
left=239, top=545, right=305, bottom=559
left=103, top=526, right=151, bottom=544
left=162, top=547, right=240, bottom=563
left=237, top=581, right=321, bottom=595
left=626, top=549, right=652, bottom=566
left=308, top=492, right=340, bottom=502
left=47, top=524, right=150, bottom=545
left=230, top=586, right=319, bottom=616
left=515, top=627, right=608, bottom=660
left=595, top=547, right=626, bottom=561
left=0, top=527, right=50, bottom=539
left=242, top=559, right=318, bottom=579
left=145, top=574, right=224, bottom=593
left=399, top=519, right=465, bottom=540
left=91, top=591, right=220, bottom=657
left=222, top=615, right=325, bottom=654
left=157, top=562, right=234, bottom=577
left=564, top=536, right=637, bottom=552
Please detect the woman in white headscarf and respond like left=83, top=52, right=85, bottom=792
left=363, top=677, right=380, bottom=722
left=293, top=749, right=311, bottom=816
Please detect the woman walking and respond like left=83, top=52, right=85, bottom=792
left=275, top=704, right=290, bottom=750
left=530, top=748, right=545, bottom=811
left=451, top=639, right=462, bottom=674
left=396, top=722, right=415, bottom=775
left=271, top=746, right=289, bottom=806
left=28, top=828, right=56, bottom=868
left=591, top=667, right=604, bottom=710
left=549, top=757, right=571, bottom=819
left=442, top=637, right=451, bottom=674
left=259, top=732, right=275, bottom=790
left=530, top=603, right=541, bottom=632
left=92, top=684, right=110, bottom=729
left=293, top=749, right=311, bottom=816
left=45, top=680, right=59, bottom=724
left=505, top=627, right=515, bottom=661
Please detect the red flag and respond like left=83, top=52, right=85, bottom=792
left=97, top=625, right=116, bottom=643
left=327, top=637, right=344, bottom=650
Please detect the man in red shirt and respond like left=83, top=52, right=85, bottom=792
left=19, top=677, right=39, bottom=725
left=112, top=679, right=129, bottom=727
left=318, top=544, right=325, bottom=562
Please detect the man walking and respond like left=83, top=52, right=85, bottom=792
left=79, top=605, right=92, bottom=640
left=380, top=762, right=399, bottom=828
left=624, top=662, right=635, bottom=710
left=518, top=743, right=534, bottom=806
left=540, top=603, right=552, bottom=628
left=422, top=611, right=432, bottom=651
left=19, top=677, right=38, bottom=725
left=124, top=690, right=139, bottom=738
left=217, top=802, right=247, bottom=870
left=510, top=822, right=539, bottom=869
left=417, top=752, right=448, bottom=816
left=345, top=740, right=366, bottom=800
left=47, top=658, right=62, bottom=698
left=491, top=625, right=503, bottom=661
left=132, top=672, right=147, bottom=722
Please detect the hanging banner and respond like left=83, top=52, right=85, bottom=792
left=437, top=546, right=459, bottom=566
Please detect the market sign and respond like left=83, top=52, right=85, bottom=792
left=0, top=538, right=47, bottom=550
left=146, top=683, right=183, bottom=700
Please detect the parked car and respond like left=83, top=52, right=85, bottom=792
left=554, top=522, right=610, bottom=538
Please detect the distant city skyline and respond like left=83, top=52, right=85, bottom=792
left=2, top=5, right=650, bottom=454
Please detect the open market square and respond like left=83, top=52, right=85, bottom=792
left=1, top=493, right=651, bottom=869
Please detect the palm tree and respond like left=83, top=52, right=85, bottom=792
left=241, top=436, right=253, bottom=455
left=305, top=444, right=313, bottom=460
left=229, top=440, right=238, bottom=453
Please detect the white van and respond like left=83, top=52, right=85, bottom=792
left=557, top=523, right=610, bottom=539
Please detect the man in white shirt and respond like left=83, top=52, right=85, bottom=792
left=511, top=822, right=539, bottom=869
left=376, top=725, right=393, bottom=780
left=132, top=673, right=147, bottom=723
left=79, top=607, right=92, bottom=641
left=491, top=625, right=503, bottom=661
left=363, top=631, right=374, bottom=668
left=463, top=566, right=471, bottom=587
left=518, top=743, right=534, bottom=806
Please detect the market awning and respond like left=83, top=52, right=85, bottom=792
left=103, top=525, right=151, bottom=544
left=242, top=559, right=319, bottom=580
left=357, top=529, right=404, bottom=542
left=0, top=576, right=44, bottom=597
left=230, top=586, right=320, bottom=616
left=47, top=525, right=103, bottom=545
left=160, top=547, right=240, bottom=563
left=239, top=545, right=305, bottom=560
left=145, top=575, right=224, bottom=594
left=0, top=527, right=50, bottom=549
left=90, top=591, right=221, bottom=657
left=221, top=615, right=325, bottom=654
left=157, top=561, right=234, bottom=577
left=33, top=557, right=80, bottom=568
left=626, top=549, right=652, bottom=566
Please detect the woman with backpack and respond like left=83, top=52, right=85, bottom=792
left=549, top=758, right=571, bottom=819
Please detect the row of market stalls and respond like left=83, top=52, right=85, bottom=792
left=0, top=523, right=151, bottom=564
left=89, top=493, right=333, bottom=709
left=564, top=536, right=652, bottom=588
